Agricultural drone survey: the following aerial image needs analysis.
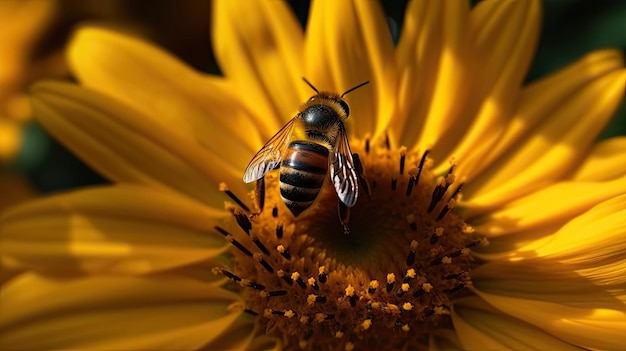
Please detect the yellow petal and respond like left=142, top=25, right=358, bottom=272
left=452, top=296, right=587, bottom=351
left=30, top=81, right=248, bottom=207
left=464, top=68, right=626, bottom=210
left=68, top=27, right=263, bottom=164
left=472, top=50, right=625, bottom=180
left=304, top=0, right=396, bottom=139
left=0, top=273, right=247, bottom=350
left=1, top=185, right=230, bottom=275
left=517, top=195, right=625, bottom=264
left=212, top=0, right=305, bottom=137
left=471, top=289, right=626, bottom=350
left=571, top=137, right=626, bottom=181
left=395, top=1, right=471, bottom=152
left=435, top=0, right=541, bottom=177
left=468, top=177, right=626, bottom=235
left=472, top=260, right=626, bottom=308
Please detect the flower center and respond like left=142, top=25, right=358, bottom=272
left=215, top=138, right=484, bottom=350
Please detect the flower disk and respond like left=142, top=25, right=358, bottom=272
left=215, top=139, right=483, bottom=350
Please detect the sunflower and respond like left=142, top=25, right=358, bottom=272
left=1, top=0, right=625, bottom=350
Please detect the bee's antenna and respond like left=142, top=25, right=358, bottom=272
left=341, top=81, right=370, bottom=98
left=302, top=77, right=319, bottom=94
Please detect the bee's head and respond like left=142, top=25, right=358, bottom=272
left=302, top=78, right=369, bottom=119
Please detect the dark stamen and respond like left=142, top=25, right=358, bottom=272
left=391, top=178, right=397, bottom=190
left=252, top=235, right=270, bottom=255
left=228, top=236, right=253, bottom=257
left=384, top=133, right=390, bottom=150
left=406, top=240, right=418, bottom=266
left=365, top=138, right=370, bottom=154
left=277, top=270, right=293, bottom=285
left=277, top=245, right=291, bottom=260
left=214, top=226, right=230, bottom=237
left=318, top=267, right=327, bottom=283
left=234, top=211, right=252, bottom=235
left=245, top=280, right=265, bottom=290
left=405, top=176, right=415, bottom=196
left=219, top=183, right=250, bottom=212
left=272, top=206, right=278, bottom=218
left=219, top=268, right=242, bottom=282
left=255, top=253, right=274, bottom=273
left=267, top=290, right=288, bottom=297
left=292, top=272, right=307, bottom=289
left=276, top=223, right=283, bottom=239
left=415, top=150, right=430, bottom=186
left=399, top=149, right=406, bottom=175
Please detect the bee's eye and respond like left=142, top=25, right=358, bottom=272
left=338, top=100, right=350, bottom=117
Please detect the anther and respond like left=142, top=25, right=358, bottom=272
left=227, top=236, right=253, bottom=257
left=386, top=273, right=396, bottom=292
left=215, top=268, right=241, bottom=282
left=254, top=253, right=274, bottom=273
left=234, top=211, right=252, bottom=235
left=415, top=150, right=430, bottom=186
left=307, top=294, right=327, bottom=304
left=399, top=147, right=407, bottom=175
left=277, top=245, right=291, bottom=259
left=214, top=226, right=230, bottom=237
left=277, top=270, right=293, bottom=285
left=368, top=280, right=379, bottom=294
left=292, top=272, right=307, bottom=289
left=406, top=214, right=417, bottom=231
left=275, top=223, right=283, bottom=239
left=406, top=240, right=418, bottom=266
left=405, top=172, right=416, bottom=196
left=219, top=182, right=250, bottom=212
left=252, top=235, right=270, bottom=255
left=430, top=227, right=444, bottom=244
left=396, top=283, right=410, bottom=296
left=403, top=268, right=416, bottom=283
left=242, top=279, right=265, bottom=291
left=318, top=266, right=327, bottom=283
left=307, top=277, right=320, bottom=291
left=263, top=290, right=288, bottom=297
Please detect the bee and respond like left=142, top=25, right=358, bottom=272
left=243, top=78, right=369, bottom=223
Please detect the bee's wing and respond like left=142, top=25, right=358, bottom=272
left=243, top=116, right=298, bottom=183
left=329, top=124, right=359, bottom=207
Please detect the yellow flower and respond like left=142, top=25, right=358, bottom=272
left=1, top=0, right=625, bottom=350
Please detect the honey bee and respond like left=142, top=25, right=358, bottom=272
left=243, top=78, right=369, bottom=220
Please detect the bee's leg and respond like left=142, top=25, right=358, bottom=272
left=352, top=153, right=370, bottom=199
left=338, top=202, right=351, bottom=235
left=253, top=178, right=265, bottom=215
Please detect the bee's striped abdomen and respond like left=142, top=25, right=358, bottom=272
left=280, top=141, right=329, bottom=216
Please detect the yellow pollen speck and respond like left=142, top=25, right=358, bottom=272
left=291, top=272, right=301, bottom=280
left=401, top=324, right=410, bottom=332
left=318, top=266, right=326, bottom=274
left=386, top=273, right=396, bottom=284
left=401, top=283, right=410, bottom=292
left=263, top=309, right=271, bottom=317
left=218, top=182, right=229, bottom=191
left=434, top=306, right=450, bottom=315
left=369, top=280, right=379, bottom=289
left=308, top=277, right=316, bottom=286
left=442, top=256, right=452, bottom=264
left=361, top=319, right=372, bottom=330
left=463, top=224, right=475, bottom=234
left=405, top=269, right=416, bottom=278
left=277, top=244, right=286, bottom=253
left=345, top=285, right=355, bottom=297
left=461, top=248, right=471, bottom=256
left=335, top=331, right=344, bottom=338
left=406, top=213, right=415, bottom=223
left=422, top=283, right=433, bottom=292
left=277, top=269, right=286, bottom=277
left=345, top=342, right=354, bottom=351
left=410, top=240, right=418, bottom=250
left=260, top=291, right=269, bottom=298
left=315, top=313, right=326, bottom=323
left=300, top=316, right=309, bottom=324
left=307, top=294, right=316, bottom=305
left=284, top=310, right=295, bottom=318
left=387, top=304, right=400, bottom=315
left=402, top=303, right=413, bottom=311
left=435, top=227, right=444, bottom=236
left=370, top=302, right=380, bottom=309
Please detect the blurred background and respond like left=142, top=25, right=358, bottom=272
left=1, top=0, right=625, bottom=211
